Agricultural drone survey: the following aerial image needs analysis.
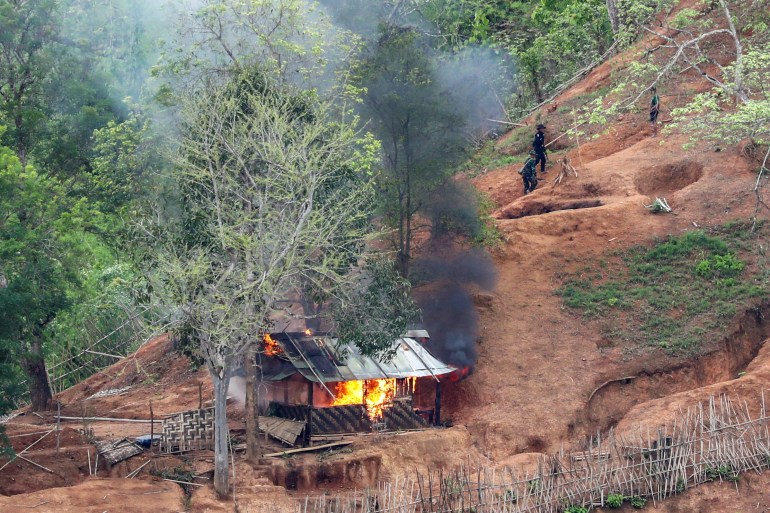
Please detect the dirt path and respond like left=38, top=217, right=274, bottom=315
left=0, top=479, right=185, bottom=513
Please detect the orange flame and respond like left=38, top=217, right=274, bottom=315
left=304, top=328, right=313, bottom=336
left=446, top=366, right=471, bottom=382
left=364, top=379, right=396, bottom=420
left=331, top=379, right=396, bottom=421
left=263, top=333, right=282, bottom=356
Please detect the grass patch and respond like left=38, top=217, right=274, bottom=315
left=471, top=192, right=504, bottom=248
left=496, top=125, right=533, bottom=156
left=557, top=222, right=769, bottom=353
left=462, top=139, right=521, bottom=177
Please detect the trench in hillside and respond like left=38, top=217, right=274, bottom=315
left=575, top=300, right=770, bottom=436
left=501, top=199, right=604, bottom=219
left=267, top=454, right=382, bottom=492
left=634, top=160, right=704, bottom=196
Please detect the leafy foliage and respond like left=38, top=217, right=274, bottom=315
left=144, top=66, right=388, bottom=495
left=606, top=493, right=624, bottom=508
left=705, top=464, right=740, bottom=482
left=418, top=0, right=619, bottom=112
left=671, top=43, right=770, bottom=147
left=558, top=225, right=768, bottom=353
left=333, top=258, right=421, bottom=361
left=154, top=0, right=346, bottom=89
left=352, top=26, right=479, bottom=275
left=148, top=68, right=379, bottom=370
left=0, top=136, right=101, bottom=408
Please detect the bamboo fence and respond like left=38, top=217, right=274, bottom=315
left=298, top=392, right=770, bottom=513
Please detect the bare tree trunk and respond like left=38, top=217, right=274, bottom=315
left=211, top=366, right=231, bottom=498
left=606, top=0, right=619, bottom=34
left=244, top=347, right=261, bottom=463
left=24, top=335, right=52, bottom=411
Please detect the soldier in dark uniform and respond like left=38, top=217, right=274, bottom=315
left=533, top=123, right=547, bottom=173
left=649, top=86, right=660, bottom=137
left=519, top=150, right=538, bottom=194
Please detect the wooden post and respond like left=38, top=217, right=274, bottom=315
left=198, top=382, right=203, bottom=410
left=56, top=402, right=61, bottom=453
left=305, top=381, right=314, bottom=447
left=245, top=347, right=261, bottom=462
left=149, top=400, right=154, bottom=453
left=434, top=381, right=442, bottom=427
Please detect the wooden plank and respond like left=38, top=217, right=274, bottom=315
left=94, top=439, right=144, bottom=465
left=263, top=440, right=353, bottom=458
left=258, top=416, right=304, bottom=446
left=56, top=416, right=162, bottom=424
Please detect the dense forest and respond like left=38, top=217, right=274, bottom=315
left=1, top=0, right=768, bottom=495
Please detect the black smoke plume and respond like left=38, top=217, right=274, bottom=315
left=413, top=249, right=496, bottom=370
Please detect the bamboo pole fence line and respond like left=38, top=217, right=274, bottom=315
left=297, top=392, right=770, bottom=513
left=45, top=310, right=155, bottom=394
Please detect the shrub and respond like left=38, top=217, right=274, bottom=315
left=565, top=506, right=588, bottom=513
left=705, top=464, right=739, bottom=482
left=630, top=495, right=646, bottom=509
left=606, top=493, right=624, bottom=508
left=695, top=253, right=745, bottom=278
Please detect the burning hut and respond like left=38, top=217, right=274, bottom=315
left=258, top=330, right=454, bottom=445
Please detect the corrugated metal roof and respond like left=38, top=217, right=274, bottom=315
left=260, top=332, right=455, bottom=383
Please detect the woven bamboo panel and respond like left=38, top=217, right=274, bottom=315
left=311, top=405, right=370, bottom=434
left=270, top=403, right=310, bottom=422
left=270, top=399, right=427, bottom=435
left=382, top=399, right=428, bottom=430
left=94, top=439, right=144, bottom=465
left=161, top=407, right=214, bottom=453
left=259, top=415, right=305, bottom=445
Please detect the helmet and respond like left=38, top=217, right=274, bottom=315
left=536, top=124, right=546, bottom=129
left=529, top=150, right=537, bottom=155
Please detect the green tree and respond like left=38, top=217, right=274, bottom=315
left=416, top=0, right=615, bottom=110
left=59, top=0, right=161, bottom=100
left=145, top=69, right=383, bottom=496
left=154, top=0, right=345, bottom=90
left=333, top=257, right=421, bottom=360
left=0, top=0, right=134, bottom=181
left=0, top=310, right=24, bottom=454
left=580, top=0, right=770, bottom=221
left=0, top=0, right=58, bottom=163
left=352, top=26, right=471, bottom=276
left=0, top=131, right=95, bottom=411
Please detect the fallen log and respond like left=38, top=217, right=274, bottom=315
left=263, top=440, right=354, bottom=458
left=55, top=416, right=163, bottom=423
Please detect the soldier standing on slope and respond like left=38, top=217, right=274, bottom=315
left=519, top=150, right=538, bottom=194
left=533, top=123, right=548, bottom=174
left=649, top=86, right=660, bottom=137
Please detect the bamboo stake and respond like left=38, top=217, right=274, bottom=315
left=0, top=429, right=55, bottom=472
left=149, top=400, right=154, bottom=454
left=299, top=393, right=770, bottom=513
left=127, top=459, right=152, bottom=479
left=16, top=455, right=54, bottom=474
left=56, top=402, right=61, bottom=454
